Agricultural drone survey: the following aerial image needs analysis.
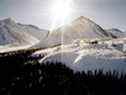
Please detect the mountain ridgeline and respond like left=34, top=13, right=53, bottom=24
left=0, top=16, right=124, bottom=50
left=0, top=18, right=48, bottom=48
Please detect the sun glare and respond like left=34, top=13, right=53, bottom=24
left=50, top=0, right=73, bottom=30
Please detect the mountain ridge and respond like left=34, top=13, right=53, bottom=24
left=0, top=16, right=125, bottom=52
left=45, top=16, right=116, bottom=47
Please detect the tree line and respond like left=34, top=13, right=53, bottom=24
left=0, top=51, right=126, bottom=95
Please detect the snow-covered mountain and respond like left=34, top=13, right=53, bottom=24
left=0, top=18, right=36, bottom=45
left=0, top=18, right=48, bottom=52
left=0, top=16, right=126, bottom=52
left=106, top=28, right=126, bottom=38
left=45, top=16, right=114, bottom=47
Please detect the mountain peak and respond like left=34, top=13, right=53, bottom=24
left=77, top=16, right=89, bottom=20
left=73, top=16, right=92, bottom=23
left=2, top=17, right=15, bottom=25
left=47, top=16, right=112, bottom=47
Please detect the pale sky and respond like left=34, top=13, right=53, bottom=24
left=0, top=0, right=126, bottom=31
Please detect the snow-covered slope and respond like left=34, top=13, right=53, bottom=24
left=38, top=39, right=126, bottom=73
left=0, top=18, right=18, bottom=45
left=106, top=28, right=126, bottom=38
left=0, top=18, right=49, bottom=52
left=0, top=18, right=45, bottom=52
left=45, top=16, right=113, bottom=47
left=17, top=23, right=49, bottom=44
left=0, top=18, right=40, bottom=45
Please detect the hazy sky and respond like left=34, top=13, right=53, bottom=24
left=0, top=0, right=126, bottom=31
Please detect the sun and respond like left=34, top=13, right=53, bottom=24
left=50, top=0, right=73, bottom=30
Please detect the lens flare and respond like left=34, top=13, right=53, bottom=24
left=50, top=0, right=73, bottom=30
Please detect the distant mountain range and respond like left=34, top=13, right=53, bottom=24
left=106, top=28, right=126, bottom=38
left=0, top=16, right=125, bottom=52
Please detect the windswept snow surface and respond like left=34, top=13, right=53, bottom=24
left=37, top=39, right=126, bottom=73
